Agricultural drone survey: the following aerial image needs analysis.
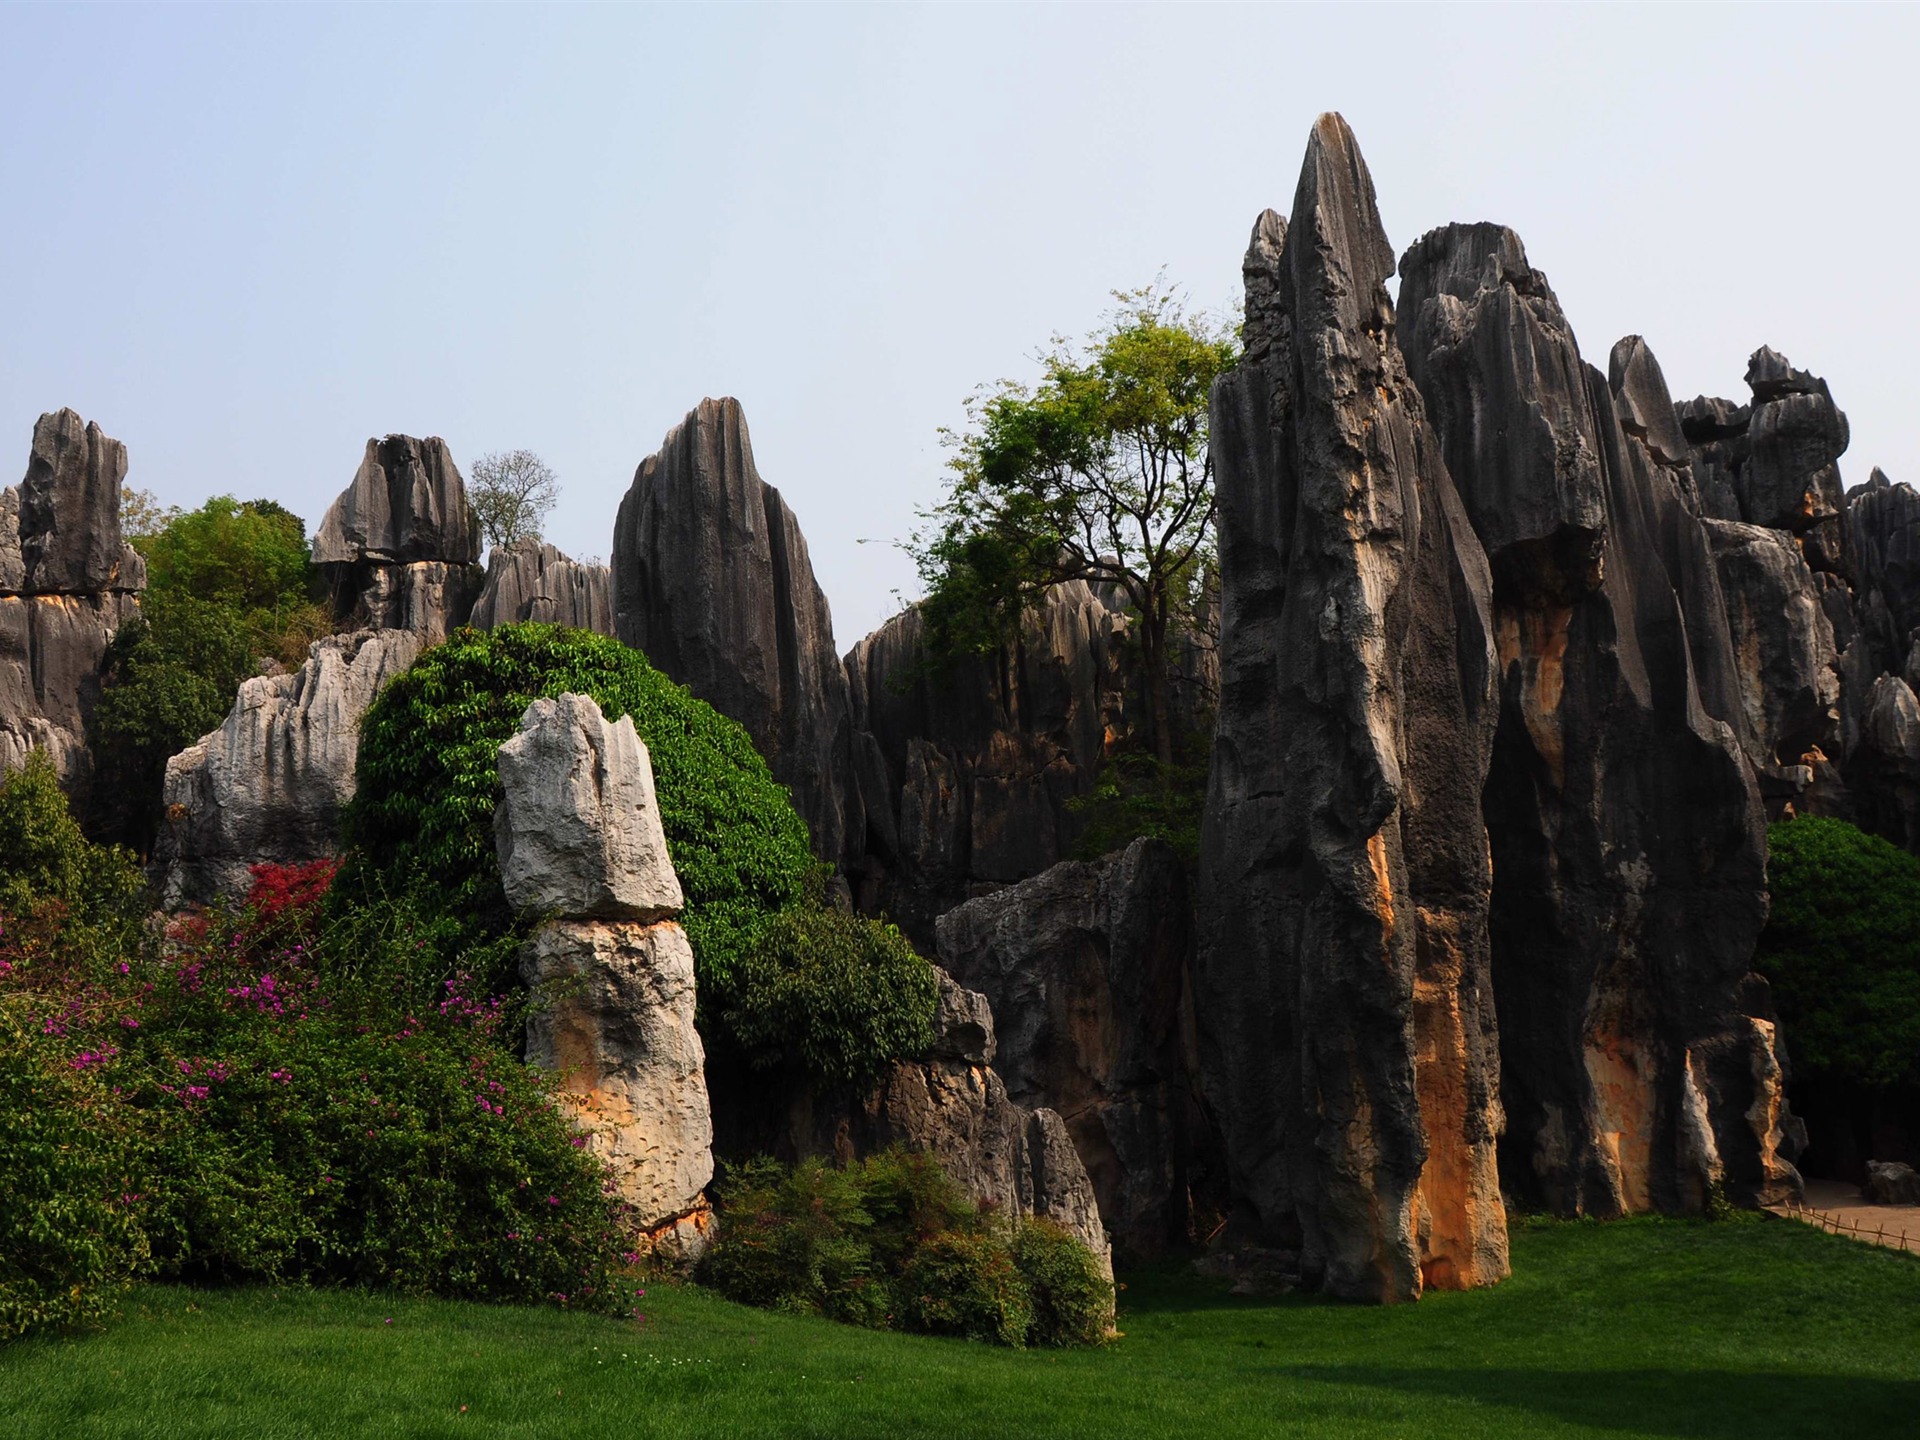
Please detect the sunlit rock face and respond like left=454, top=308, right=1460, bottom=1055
left=0, top=409, right=145, bottom=785
left=1399, top=223, right=1799, bottom=1221
left=495, top=693, right=714, bottom=1256
left=612, top=397, right=854, bottom=866
left=154, top=628, right=423, bottom=907
left=1198, top=115, right=1507, bottom=1302
left=313, top=434, right=483, bottom=643
left=470, top=539, right=613, bottom=636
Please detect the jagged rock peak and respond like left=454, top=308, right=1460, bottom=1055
left=313, top=434, right=481, bottom=567
left=1239, top=209, right=1288, bottom=359
left=1746, top=345, right=1829, bottom=402
left=10, top=408, right=144, bottom=595
left=470, top=539, right=613, bottom=636
left=1289, top=113, right=1398, bottom=343
left=612, top=396, right=852, bottom=865
left=1609, top=336, right=1693, bottom=473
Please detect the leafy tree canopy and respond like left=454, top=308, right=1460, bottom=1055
left=468, top=450, right=559, bottom=551
left=912, top=282, right=1236, bottom=762
left=1758, top=816, right=1920, bottom=1093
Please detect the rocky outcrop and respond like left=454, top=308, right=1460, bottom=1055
left=493, top=693, right=682, bottom=920
left=1703, top=517, right=1843, bottom=803
left=1852, top=675, right=1920, bottom=851
left=470, top=540, right=613, bottom=635
left=496, top=694, right=714, bottom=1254
left=1197, top=117, right=1507, bottom=1301
left=842, top=583, right=1138, bottom=940
left=313, top=435, right=483, bottom=642
left=0, top=410, right=145, bottom=782
left=153, top=629, right=424, bottom=906
left=1676, top=348, right=1851, bottom=576
left=1848, top=468, right=1920, bottom=677
left=807, top=968, right=1112, bottom=1280
left=1865, top=1160, right=1920, bottom=1206
left=934, top=838, right=1207, bottom=1257
left=1398, top=219, right=1798, bottom=1218
left=613, top=399, right=853, bottom=864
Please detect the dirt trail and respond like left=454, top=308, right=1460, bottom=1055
left=1770, top=1179, right=1920, bottom=1255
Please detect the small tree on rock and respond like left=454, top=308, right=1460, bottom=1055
left=468, top=449, right=559, bottom=551
left=911, top=282, right=1235, bottom=765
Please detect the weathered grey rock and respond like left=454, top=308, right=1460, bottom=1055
left=520, top=919, right=713, bottom=1236
left=16, top=409, right=144, bottom=594
left=613, top=398, right=853, bottom=865
left=1865, top=1159, right=1920, bottom=1206
left=470, top=540, right=613, bottom=635
left=313, top=435, right=483, bottom=640
left=1853, top=674, right=1920, bottom=851
left=496, top=691, right=714, bottom=1252
left=494, top=694, right=683, bottom=921
left=1399, top=220, right=1799, bottom=1220
left=935, top=838, right=1207, bottom=1257
left=1674, top=349, right=1850, bottom=577
left=313, top=434, right=481, bottom=567
left=843, top=581, right=1139, bottom=942
left=1, top=411, right=145, bottom=784
left=1703, top=517, right=1842, bottom=796
left=1849, top=469, right=1920, bottom=677
left=1198, top=116, right=1507, bottom=1302
left=154, top=629, right=424, bottom=906
left=807, top=965, right=1112, bottom=1281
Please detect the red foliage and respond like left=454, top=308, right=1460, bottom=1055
left=246, top=859, right=339, bottom=926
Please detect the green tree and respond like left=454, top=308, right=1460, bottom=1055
left=468, top=450, right=559, bottom=551
left=1758, top=816, right=1920, bottom=1093
left=913, top=283, right=1236, bottom=764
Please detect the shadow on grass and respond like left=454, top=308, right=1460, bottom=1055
left=1273, top=1365, right=1920, bottom=1439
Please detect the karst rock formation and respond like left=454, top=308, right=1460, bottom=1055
left=313, top=434, right=484, bottom=642
left=1199, top=117, right=1508, bottom=1302
left=156, top=435, right=491, bottom=901
left=470, top=538, right=614, bottom=635
left=612, top=398, right=855, bottom=865
left=0, top=409, right=145, bottom=783
left=495, top=693, right=715, bottom=1256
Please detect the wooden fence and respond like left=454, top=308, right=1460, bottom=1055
left=1779, top=1200, right=1920, bottom=1255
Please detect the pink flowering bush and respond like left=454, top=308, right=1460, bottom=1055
left=0, top=763, right=640, bottom=1339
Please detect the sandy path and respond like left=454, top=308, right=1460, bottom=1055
left=1770, top=1179, right=1920, bottom=1255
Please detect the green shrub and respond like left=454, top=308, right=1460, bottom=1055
left=1759, top=816, right=1920, bottom=1092
left=0, top=998, right=150, bottom=1340
left=1011, top=1218, right=1114, bottom=1346
left=698, top=1157, right=892, bottom=1328
left=726, top=907, right=937, bottom=1088
left=899, top=1231, right=1033, bottom=1347
left=700, top=1149, right=1107, bottom=1348
left=0, top=753, right=148, bottom=928
left=1068, top=748, right=1210, bottom=867
left=338, top=623, right=817, bottom=1003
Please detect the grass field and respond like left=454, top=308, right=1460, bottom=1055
left=3, top=1215, right=1917, bottom=1439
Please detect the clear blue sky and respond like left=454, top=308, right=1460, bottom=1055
left=3, top=4, right=1914, bottom=646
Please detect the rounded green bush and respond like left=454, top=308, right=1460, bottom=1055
left=1760, top=816, right=1920, bottom=1092
left=1011, top=1218, right=1113, bottom=1346
left=900, top=1231, right=1034, bottom=1347
left=339, top=623, right=817, bottom=1001
left=726, top=907, right=937, bottom=1089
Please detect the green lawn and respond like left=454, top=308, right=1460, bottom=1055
left=3, top=1216, right=1916, bottom=1439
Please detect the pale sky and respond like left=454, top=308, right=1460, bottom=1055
left=4, top=4, right=1915, bottom=648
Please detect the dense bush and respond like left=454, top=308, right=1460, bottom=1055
left=1759, top=816, right=1920, bottom=1092
left=339, top=623, right=817, bottom=1001
left=1068, top=749, right=1210, bottom=868
left=339, top=623, right=935, bottom=1082
left=0, top=765, right=643, bottom=1339
left=726, top=906, right=937, bottom=1088
left=700, top=1150, right=1111, bottom=1348
left=89, top=496, right=330, bottom=851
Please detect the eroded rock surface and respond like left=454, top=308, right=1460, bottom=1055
left=613, top=398, right=852, bottom=864
left=1398, top=219, right=1798, bottom=1219
left=496, top=693, right=714, bottom=1251
left=1198, top=116, right=1507, bottom=1301
left=154, top=629, right=424, bottom=906
left=806, top=967, right=1113, bottom=1280
left=314, top=435, right=483, bottom=642
left=494, top=693, right=683, bottom=921
left=0, top=410, right=145, bottom=782
left=934, top=838, right=1207, bottom=1257
left=470, top=539, right=613, bottom=635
